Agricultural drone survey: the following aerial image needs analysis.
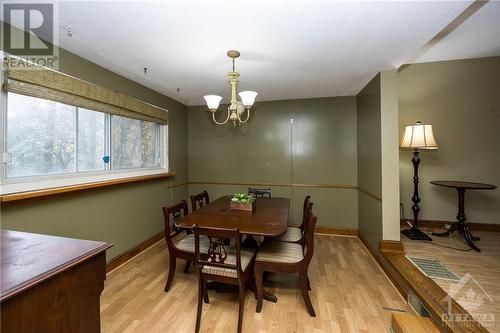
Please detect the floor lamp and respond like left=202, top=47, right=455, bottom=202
left=400, top=121, right=438, bottom=241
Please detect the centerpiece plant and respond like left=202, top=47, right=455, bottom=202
left=230, top=193, right=256, bottom=212
left=231, top=193, right=255, bottom=203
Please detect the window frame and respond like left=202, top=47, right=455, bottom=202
left=0, top=71, right=169, bottom=195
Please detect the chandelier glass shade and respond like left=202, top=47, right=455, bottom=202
left=239, top=91, right=258, bottom=107
left=203, top=95, right=223, bottom=110
left=203, top=50, right=257, bottom=126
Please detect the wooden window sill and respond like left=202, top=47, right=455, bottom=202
left=0, top=172, right=176, bottom=203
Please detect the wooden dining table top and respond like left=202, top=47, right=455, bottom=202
left=176, top=196, right=290, bottom=237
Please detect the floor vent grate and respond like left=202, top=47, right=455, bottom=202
left=407, top=256, right=461, bottom=281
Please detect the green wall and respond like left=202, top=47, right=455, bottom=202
left=399, top=57, right=500, bottom=224
left=356, top=74, right=383, bottom=249
left=0, top=44, right=189, bottom=260
left=188, top=97, right=358, bottom=229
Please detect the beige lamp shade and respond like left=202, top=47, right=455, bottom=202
left=400, top=121, right=438, bottom=149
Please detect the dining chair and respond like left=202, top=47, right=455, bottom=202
left=248, top=187, right=271, bottom=198
left=271, top=195, right=311, bottom=245
left=162, top=200, right=209, bottom=292
left=254, top=211, right=318, bottom=317
left=193, top=225, right=256, bottom=333
left=190, top=190, right=210, bottom=211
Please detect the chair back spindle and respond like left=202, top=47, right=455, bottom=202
left=193, top=226, right=243, bottom=278
left=302, top=201, right=313, bottom=235
left=162, top=200, right=189, bottom=249
left=190, top=191, right=210, bottom=211
left=248, top=187, right=271, bottom=198
left=299, top=195, right=311, bottom=231
left=303, top=212, right=318, bottom=264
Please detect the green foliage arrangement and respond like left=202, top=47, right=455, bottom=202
left=231, top=193, right=255, bottom=204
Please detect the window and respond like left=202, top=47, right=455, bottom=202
left=6, top=93, right=76, bottom=178
left=111, top=116, right=159, bottom=169
left=3, top=92, right=165, bottom=182
left=78, top=107, right=106, bottom=172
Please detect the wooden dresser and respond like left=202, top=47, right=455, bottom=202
left=1, top=229, right=112, bottom=333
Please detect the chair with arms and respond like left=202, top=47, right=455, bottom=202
left=190, top=191, right=210, bottom=211
left=162, top=200, right=209, bottom=292
left=269, top=195, right=312, bottom=245
left=193, top=225, right=256, bottom=333
left=248, top=187, right=271, bottom=198
left=254, top=210, right=318, bottom=317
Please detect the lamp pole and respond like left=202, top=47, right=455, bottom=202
left=411, top=149, right=421, bottom=226
left=402, top=148, right=432, bottom=241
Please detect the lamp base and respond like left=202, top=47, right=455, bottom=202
left=402, top=227, right=432, bottom=241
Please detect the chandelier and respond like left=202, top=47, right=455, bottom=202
left=203, top=50, right=258, bottom=126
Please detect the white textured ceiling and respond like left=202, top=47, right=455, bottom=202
left=413, top=0, right=500, bottom=63
left=6, top=0, right=488, bottom=105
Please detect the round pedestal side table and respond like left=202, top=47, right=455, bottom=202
left=430, top=180, right=497, bottom=252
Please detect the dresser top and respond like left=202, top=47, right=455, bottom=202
left=1, top=229, right=112, bottom=302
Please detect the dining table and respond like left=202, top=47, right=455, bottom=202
left=175, top=195, right=290, bottom=303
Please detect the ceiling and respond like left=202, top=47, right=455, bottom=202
left=413, top=0, right=500, bottom=63
left=6, top=0, right=499, bottom=106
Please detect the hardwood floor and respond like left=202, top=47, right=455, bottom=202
left=403, top=228, right=500, bottom=333
left=101, top=235, right=409, bottom=333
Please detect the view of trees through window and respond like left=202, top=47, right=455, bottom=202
left=78, top=107, right=105, bottom=172
left=5, top=93, right=161, bottom=179
left=111, top=116, right=157, bottom=169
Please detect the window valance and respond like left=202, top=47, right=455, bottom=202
left=3, top=58, right=168, bottom=124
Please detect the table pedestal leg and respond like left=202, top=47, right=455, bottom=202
left=456, top=188, right=481, bottom=252
left=432, top=188, right=480, bottom=252
left=462, top=223, right=481, bottom=252
left=242, top=235, right=258, bottom=249
left=432, top=222, right=458, bottom=237
left=262, top=291, right=278, bottom=303
left=247, top=273, right=278, bottom=303
left=205, top=278, right=277, bottom=303
left=207, top=267, right=278, bottom=303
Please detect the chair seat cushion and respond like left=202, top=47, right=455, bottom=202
left=202, top=247, right=256, bottom=278
left=272, top=226, right=302, bottom=242
left=174, top=234, right=209, bottom=253
left=256, top=241, right=304, bottom=263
